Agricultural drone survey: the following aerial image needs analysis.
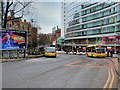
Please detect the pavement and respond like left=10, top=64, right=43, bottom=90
left=2, top=54, right=118, bottom=88
left=0, top=54, right=43, bottom=63
left=106, top=56, right=120, bottom=90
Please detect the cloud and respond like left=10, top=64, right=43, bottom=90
left=31, top=2, right=61, bottom=25
left=26, top=2, right=61, bottom=34
left=39, top=24, right=53, bottom=34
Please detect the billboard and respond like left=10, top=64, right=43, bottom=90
left=0, top=30, right=27, bottom=50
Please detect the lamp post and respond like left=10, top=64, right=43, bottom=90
left=72, top=37, right=73, bottom=53
left=111, top=17, right=117, bottom=53
left=99, top=27, right=103, bottom=45
left=71, top=33, right=74, bottom=53
left=87, top=31, right=88, bottom=45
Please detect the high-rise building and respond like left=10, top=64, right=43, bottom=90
left=52, top=27, right=56, bottom=35
left=63, top=0, right=120, bottom=52
left=61, top=1, right=65, bottom=38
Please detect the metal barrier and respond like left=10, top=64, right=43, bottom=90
left=0, top=49, right=43, bottom=59
left=1, top=50, right=28, bottom=59
left=0, top=51, right=2, bottom=59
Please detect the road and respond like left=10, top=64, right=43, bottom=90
left=2, top=54, right=118, bottom=88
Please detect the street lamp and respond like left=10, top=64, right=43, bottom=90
left=70, top=33, right=74, bottom=53
left=99, top=27, right=103, bottom=45
left=111, top=17, right=117, bottom=53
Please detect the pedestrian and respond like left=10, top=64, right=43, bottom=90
left=107, top=50, right=109, bottom=57
left=110, top=50, right=113, bottom=57
left=116, top=49, right=118, bottom=54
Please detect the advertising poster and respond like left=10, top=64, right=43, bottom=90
left=1, top=30, right=27, bottom=50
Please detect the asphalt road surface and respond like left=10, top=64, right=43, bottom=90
left=2, top=54, right=118, bottom=88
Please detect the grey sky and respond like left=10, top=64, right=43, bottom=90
left=24, top=2, right=61, bottom=34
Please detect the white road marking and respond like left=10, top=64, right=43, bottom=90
left=25, top=58, right=57, bottom=63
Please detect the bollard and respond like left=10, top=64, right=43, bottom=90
left=0, top=51, right=1, bottom=59
left=17, top=50, right=19, bottom=59
left=24, top=50, right=26, bottom=58
left=2, top=51, right=3, bottom=59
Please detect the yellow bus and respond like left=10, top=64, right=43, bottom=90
left=44, top=46, right=57, bottom=57
left=86, top=45, right=106, bottom=57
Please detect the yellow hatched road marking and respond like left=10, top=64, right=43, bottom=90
left=104, top=69, right=111, bottom=88
left=109, top=69, right=115, bottom=88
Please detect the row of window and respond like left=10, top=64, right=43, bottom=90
left=81, top=2, right=117, bottom=15
left=65, top=25, right=120, bottom=38
left=82, top=7, right=117, bottom=22
left=67, top=16, right=117, bottom=32
left=67, top=25, right=81, bottom=32
left=66, top=9, right=117, bottom=28
left=81, top=2, right=98, bottom=9
left=83, top=16, right=117, bottom=28
left=65, top=2, right=80, bottom=12
left=65, top=2, right=118, bottom=23
left=65, top=5, right=81, bottom=18
left=69, top=19, right=79, bottom=26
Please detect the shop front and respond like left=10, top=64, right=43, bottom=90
left=104, top=35, right=120, bottom=44
left=105, top=35, right=120, bottom=53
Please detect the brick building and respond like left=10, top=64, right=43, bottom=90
left=38, top=33, right=52, bottom=45
left=51, top=26, right=61, bottom=46
left=31, top=27, right=37, bottom=47
left=6, top=16, right=33, bottom=47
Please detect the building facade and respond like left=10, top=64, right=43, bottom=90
left=51, top=26, right=61, bottom=46
left=38, top=33, right=52, bottom=45
left=63, top=0, right=120, bottom=52
left=6, top=16, right=33, bottom=47
left=31, top=27, right=37, bottom=47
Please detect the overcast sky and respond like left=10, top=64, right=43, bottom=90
left=24, top=2, right=61, bottom=34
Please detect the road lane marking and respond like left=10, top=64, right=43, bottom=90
left=25, top=58, right=58, bottom=63
left=64, top=61, right=81, bottom=66
left=64, top=60, right=112, bottom=68
left=109, top=69, right=115, bottom=88
left=104, top=69, right=111, bottom=88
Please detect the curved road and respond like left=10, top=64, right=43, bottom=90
left=2, top=54, right=118, bottom=88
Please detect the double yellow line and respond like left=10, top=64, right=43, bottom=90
left=104, top=69, right=115, bottom=89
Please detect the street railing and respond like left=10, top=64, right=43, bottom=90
left=0, top=48, right=45, bottom=59
left=0, top=50, right=28, bottom=59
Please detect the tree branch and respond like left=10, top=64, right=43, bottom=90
left=14, top=2, right=31, bottom=14
left=8, top=1, right=13, bottom=8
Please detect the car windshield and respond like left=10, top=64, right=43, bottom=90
left=46, top=47, right=55, bottom=53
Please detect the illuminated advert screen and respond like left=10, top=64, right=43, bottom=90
left=0, top=30, right=27, bottom=50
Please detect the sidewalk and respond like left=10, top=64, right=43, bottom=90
left=107, top=57, right=118, bottom=74
left=107, top=57, right=120, bottom=89
left=0, top=58, right=28, bottom=63
left=0, top=54, right=43, bottom=63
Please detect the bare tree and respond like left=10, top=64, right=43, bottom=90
left=1, top=0, right=32, bottom=28
left=38, top=34, right=52, bottom=45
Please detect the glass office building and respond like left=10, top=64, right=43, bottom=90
left=62, top=0, right=120, bottom=51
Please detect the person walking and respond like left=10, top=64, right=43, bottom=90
left=116, top=49, right=118, bottom=54
left=110, top=50, right=113, bottom=57
left=107, top=50, right=110, bottom=57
